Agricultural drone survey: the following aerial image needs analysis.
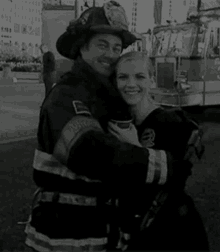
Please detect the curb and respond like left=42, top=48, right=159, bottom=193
left=0, top=128, right=38, bottom=144
left=0, top=83, right=44, bottom=87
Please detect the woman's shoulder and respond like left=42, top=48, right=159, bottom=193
left=153, top=107, right=197, bottom=125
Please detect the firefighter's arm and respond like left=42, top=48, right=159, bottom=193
left=172, top=109, right=204, bottom=163
left=33, top=97, right=181, bottom=192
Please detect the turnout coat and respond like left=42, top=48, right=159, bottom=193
left=116, top=108, right=209, bottom=251
left=25, top=58, right=187, bottom=252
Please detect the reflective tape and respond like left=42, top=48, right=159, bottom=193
left=146, top=149, right=167, bottom=185
left=36, top=191, right=97, bottom=206
left=33, top=149, right=101, bottom=183
left=53, top=116, right=103, bottom=165
left=25, top=225, right=107, bottom=252
left=158, top=150, right=167, bottom=185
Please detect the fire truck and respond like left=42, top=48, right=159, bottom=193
left=148, top=7, right=220, bottom=107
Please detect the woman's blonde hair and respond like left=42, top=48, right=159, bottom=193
left=116, top=51, right=154, bottom=78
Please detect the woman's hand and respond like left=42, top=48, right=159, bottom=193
left=108, top=122, right=142, bottom=147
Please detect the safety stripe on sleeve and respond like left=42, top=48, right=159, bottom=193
left=35, top=191, right=97, bottom=207
left=25, top=225, right=107, bottom=252
left=33, top=149, right=101, bottom=183
left=53, top=116, right=103, bottom=165
left=146, top=149, right=167, bottom=185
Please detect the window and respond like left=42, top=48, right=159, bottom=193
left=208, top=27, right=220, bottom=57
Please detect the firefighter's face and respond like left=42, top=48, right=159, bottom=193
left=116, top=59, right=151, bottom=106
left=80, top=33, right=122, bottom=77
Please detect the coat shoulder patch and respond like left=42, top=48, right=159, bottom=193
left=72, top=101, right=91, bottom=116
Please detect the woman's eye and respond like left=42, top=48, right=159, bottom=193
left=99, top=44, right=106, bottom=49
left=118, top=76, right=127, bottom=80
left=137, top=76, right=146, bottom=79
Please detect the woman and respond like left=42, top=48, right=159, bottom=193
left=108, top=51, right=209, bottom=251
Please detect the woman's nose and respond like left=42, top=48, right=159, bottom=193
left=126, top=77, right=136, bottom=87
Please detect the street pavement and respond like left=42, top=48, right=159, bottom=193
left=0, top=83, right=44, bottom=143
left=0, top=123, right=220, bottom=251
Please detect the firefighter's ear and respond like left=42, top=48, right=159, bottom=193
left=80, top=43, right=90, bottom=61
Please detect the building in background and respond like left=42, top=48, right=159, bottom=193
left=184, top=0, right=198, bottom=19
left=154, top=0, right=162, bottom=25
left=158, top=0, right=199, bottom=25
left=43, top=0, right=62, bottom=5
left=200, top=0, right=220, bottom=10
left=159, top=0, right=189, bottom=24
left=75, top=0, right=108, bottom=18
left=43, top=0, right=108, bottom=16
left=62, top=0, right=75, bottom=5
left=11, top=0, right=43, bottom=57
left=137, top=0, right=154, bottom=32
left=0, top=0, right=13, bottom=46
left=118, top=0, right=154, bottom=53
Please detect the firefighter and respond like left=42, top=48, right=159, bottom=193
left=24, top=1, right=192, bottom=251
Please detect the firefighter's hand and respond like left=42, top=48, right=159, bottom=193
left=108, top=122, right=142, bottom=147
left=116, top=231, right=131, bottom=251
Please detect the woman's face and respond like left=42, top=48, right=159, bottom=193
left=116, top=59, right=151, bottom=106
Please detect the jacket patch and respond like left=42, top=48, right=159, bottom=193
left=140, top=128, right=155, bottom=148
left=72, top=101, right=91, bottom=116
